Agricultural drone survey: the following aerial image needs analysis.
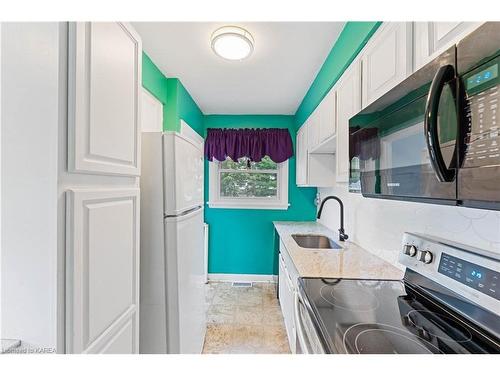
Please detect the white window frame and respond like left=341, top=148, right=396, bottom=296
left=208, top=158, right=289, bottom=210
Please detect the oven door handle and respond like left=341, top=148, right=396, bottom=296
left=424, top=64, right=457, bottom=182
left=294, top=291, right=312, bottom=354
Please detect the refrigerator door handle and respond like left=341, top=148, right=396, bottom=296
left=424, top=64, right=458, bottom=183
left=164, top=206, right=202, bottom=219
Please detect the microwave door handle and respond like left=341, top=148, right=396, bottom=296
left=424, top=64, right=457, bottom=182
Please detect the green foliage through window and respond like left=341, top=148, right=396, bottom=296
left=219, top=156, right=279, bottom=198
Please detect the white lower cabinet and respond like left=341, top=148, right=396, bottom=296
left=278, top=252, right=296, bottom=353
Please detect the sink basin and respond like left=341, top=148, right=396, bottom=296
left=291, top=234, right=342, bottom=249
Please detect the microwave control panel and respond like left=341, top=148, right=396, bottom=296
left=463, top=56, right=500, bottom=169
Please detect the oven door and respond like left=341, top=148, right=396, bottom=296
left=294, top=287, right=326, bottom=354
left=349, top=48, right=459, bottom=204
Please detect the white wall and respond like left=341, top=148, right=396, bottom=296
left=318, top=185, right=500, bottom=269
left=0, top=23, right=62, bottom=351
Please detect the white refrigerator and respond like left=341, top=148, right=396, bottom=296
left=139, top=131, right=206, bottom=354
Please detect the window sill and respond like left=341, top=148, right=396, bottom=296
left=207, top=201, right=290, bottom=210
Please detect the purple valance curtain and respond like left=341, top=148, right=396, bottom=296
left=204, top=128, right=294, bottom=163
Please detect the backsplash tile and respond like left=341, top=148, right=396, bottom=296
left=318, top=186, right=500, bottom=269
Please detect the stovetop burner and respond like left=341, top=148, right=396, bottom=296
left=342, top=323, right=443, bottom=354
left=320, top=284, right=379, bottom=312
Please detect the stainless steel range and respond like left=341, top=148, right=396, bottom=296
left=296, top=233, right=500, bottom=354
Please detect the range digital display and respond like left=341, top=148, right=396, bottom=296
left=438, top=253, right=499, bottom=301
left=466, top=63, right=498, bottom=90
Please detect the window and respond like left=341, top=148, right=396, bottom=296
left=208, top=156, right=289, bottom=210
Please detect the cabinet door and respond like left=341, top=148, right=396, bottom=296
left=361, top=22, right=412, bottom=108
left=68, top=22, right=142, bottom=176
left=66, top=188, right=140, bottom=354
left=278, top=254, right=295, bottom=353
left=336, top=62, right=361, bottom=183
left=319, top=88, right=336, bottom=143
left=296, top=125, right=308, bottom=186
left=307, top=110, right=320, bottom=151
left=414, top=22, right=483, bottom=70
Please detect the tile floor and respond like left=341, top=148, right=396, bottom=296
left=202, top=282, right=291, bottom=354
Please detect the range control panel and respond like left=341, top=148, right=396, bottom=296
left=438, top=253, right=499, bottom=301
left=399, top=233, right=500, bottom=315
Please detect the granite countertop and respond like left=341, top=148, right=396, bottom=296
left=273, top=221, right=404, bottom=280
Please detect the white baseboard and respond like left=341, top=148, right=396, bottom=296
left=208, top=273, right=277, bottom=283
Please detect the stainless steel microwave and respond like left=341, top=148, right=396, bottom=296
left=349, top=22, right=500, bottom=210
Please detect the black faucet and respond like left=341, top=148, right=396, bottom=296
left=317, top=196, right=349, bottom=242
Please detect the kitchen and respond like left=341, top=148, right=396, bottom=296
left=1, top=1, right=499, bottom=369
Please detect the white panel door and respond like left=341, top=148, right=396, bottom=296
left=68, top=22, right=142, bottom=176
left=141, top=89, right=163, bottom=133
left=361, top=22, right=413, bottom=108
left=66, top=188, right=140, bottom=354
left=319, top=88, right=336, bottom=143
left=164, top=133, right=204, bottom=215
left=336, top=61, right=361, bottom=183
left=414, top=22, right=483, bottom=70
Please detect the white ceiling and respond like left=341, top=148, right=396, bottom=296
left=132, top=22, right=345, bottom=115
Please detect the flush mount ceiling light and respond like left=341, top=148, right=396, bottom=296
left=210, top=26, right=254, bottom=61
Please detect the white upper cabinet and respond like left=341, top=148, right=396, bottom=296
left=296, top=124, right=308, bottom=186
left=318, top=88, right=336, bottom=143
left=307, top=109, right=320, bottom=150
left=336, top=61, right=361, bottom=183
left=296, top=118, right=336, bottom=187
left=361, top=22, right=413, bottom=108
left=414, top=22, right=483, bottom=70
left=68, top=22, right=142, bottom=176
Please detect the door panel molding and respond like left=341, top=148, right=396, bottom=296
left=68, top=22, right=142, bottom=176
left=66, top=188, right=140, bottom=354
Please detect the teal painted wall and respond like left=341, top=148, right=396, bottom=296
left=142, top=54, right=204, bottom=136
left=165, top=78, right=204, bottom=136
left=203, top=115, right=317, bottom=275
left=294, top=22, right=381, bottom=128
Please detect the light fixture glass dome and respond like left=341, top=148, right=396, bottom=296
left=210, top=26, right=254, bottom=61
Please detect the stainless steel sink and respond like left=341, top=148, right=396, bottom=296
left=291, top=234, right=342, bottom=249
